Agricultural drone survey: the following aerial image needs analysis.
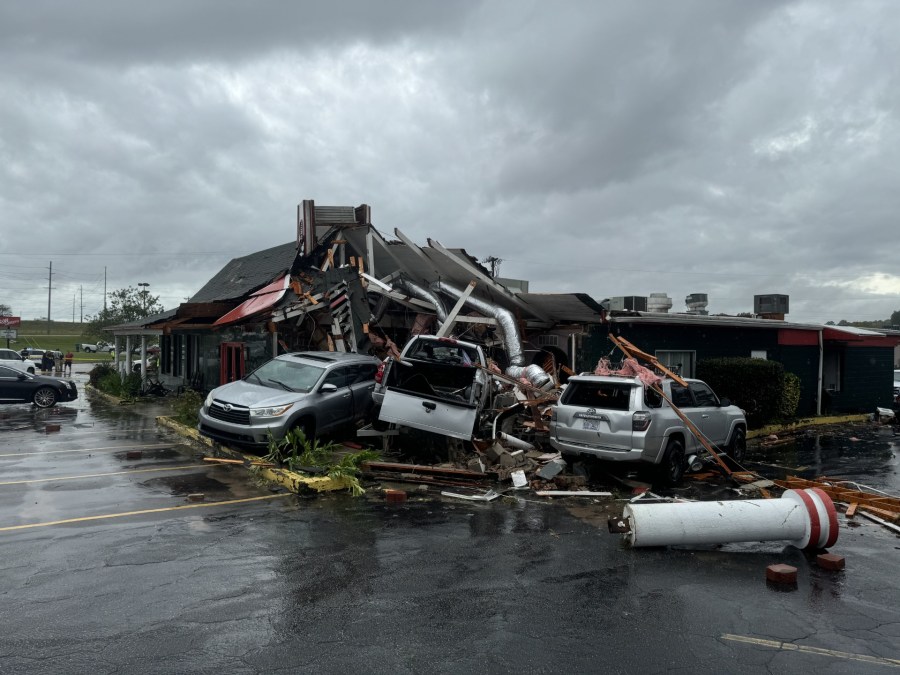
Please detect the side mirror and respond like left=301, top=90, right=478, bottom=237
left=719, top=397, right=731, bottom=407
left=17, top=373, right=27, bottom=381
left=319, top=383, right=338, bottom=393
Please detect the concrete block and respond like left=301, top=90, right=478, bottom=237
left=816, top=553, right=846, bottom=571
left=485, top=443, right=505, bottom=463
left=536, top=458, right=566, bottom=480
left=385, top=489, right=407, bottom=504
left=766, top=563, right=798, bottom=585
left=554, top=474, right=588, bottom=489
left=498, top=452, right=516, bottom=468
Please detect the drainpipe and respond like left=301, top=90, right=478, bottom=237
left=431, top=280, right=552, bottom=388
left=617, top=488, right=838, bottom=550
left=817, top=329, right=824, bottom=416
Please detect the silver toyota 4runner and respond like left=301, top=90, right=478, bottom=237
left=549, top=374, right=746, bottom=485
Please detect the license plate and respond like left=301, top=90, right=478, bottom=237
left=581, top=419, right=600, bottom=431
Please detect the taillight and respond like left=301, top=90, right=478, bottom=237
left=375, top=362, right=385, bottom=384
left=632, top=411, right=651, bottom=431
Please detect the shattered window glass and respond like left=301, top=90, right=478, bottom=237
left=563, top=382, right=634, bottom=410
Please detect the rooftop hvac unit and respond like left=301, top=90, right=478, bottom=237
left=647, top=293, right=672, bottom=313
left=609, top=296, right=648, bottom=312
left=754, top=294, right=789, bottom=315
left=685, top=293, right=708, bottom=315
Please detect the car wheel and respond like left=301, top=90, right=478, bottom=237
left=729, top=427, right=747, bottom=464
left=27, top=367, right=35, bottom=374
left=656, top=438, right=685, bottom=487
left=33, top=386, right=58, bottom=408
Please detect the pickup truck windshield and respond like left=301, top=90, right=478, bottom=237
left=407, top=339, right=479, bottom=365
left=246, top=359, right=325, bottom=393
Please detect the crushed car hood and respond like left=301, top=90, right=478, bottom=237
left=210, top=379, right=310, bottom=407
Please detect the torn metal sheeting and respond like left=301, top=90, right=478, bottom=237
left=440, top=490, right=502, bottom=502
left=535, top=491, right=612, bottom=498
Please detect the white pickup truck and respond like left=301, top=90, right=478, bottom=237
left=372, top=335, right=492, bottom=440
left=80, top=341, right=114, bottom=354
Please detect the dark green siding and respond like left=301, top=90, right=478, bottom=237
left=826, top=347, right=895, bottom=413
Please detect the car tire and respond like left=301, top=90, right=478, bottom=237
left=729, top=427, right=747, bottom=464
left=27, top=367, right=35, bottom=374
left=293, top=418, right=315, bottom=442
left=33, top=386, right=58, bottom=408
left=656, top=438, right=685, bottom=487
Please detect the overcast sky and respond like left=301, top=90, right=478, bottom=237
left=2, top=0, right=899, bottom=325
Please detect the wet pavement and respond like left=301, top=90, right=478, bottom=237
left=1, top=371, right=900, bottom=674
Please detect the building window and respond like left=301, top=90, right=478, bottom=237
left=751, top=350, right=767, bottom=359
left=655, top=350, right=696, bottom=378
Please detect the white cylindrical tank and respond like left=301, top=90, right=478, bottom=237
left=621, top=488, right=838, bottom=550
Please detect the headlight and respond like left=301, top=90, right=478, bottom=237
left=204, top=391, right=214, bottom=409
left=250, top=403, right=294, bottom=419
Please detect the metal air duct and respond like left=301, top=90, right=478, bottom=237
left=394, top=278, right=448, bottom=325
left=431, top=280, right=552, bottom=389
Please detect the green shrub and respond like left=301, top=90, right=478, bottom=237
left=97, top=370, right=123, bottom=396
left=172, top=389, right=204, bottom=427
left=121, top=373, right=142, bottom=398
left=89, top=363, right=117, bottom=388
left=697, top=357, right=785, bottom=428
left=780, top=372, right=801, bottom=419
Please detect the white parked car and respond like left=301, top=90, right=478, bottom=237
left=0, top=347, right=38, bottom=374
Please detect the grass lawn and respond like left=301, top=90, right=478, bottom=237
left=6, top=320, right=113, bottom=365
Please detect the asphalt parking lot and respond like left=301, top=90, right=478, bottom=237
left=1, top=371, right=900, bottom=674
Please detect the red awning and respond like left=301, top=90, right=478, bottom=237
left=213, top=274, right=290, bottom=326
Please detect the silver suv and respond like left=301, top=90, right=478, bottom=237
left=549, top=375, right=746, bottom=485
left=198, top=351, right=380, bottom=449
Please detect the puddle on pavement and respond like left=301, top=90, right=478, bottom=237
left=142, top=473, right=231, bottom=495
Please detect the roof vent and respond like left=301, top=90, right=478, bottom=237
left=685, top=293, right=708, bottom=315
left=648, top=293, right=673, bottom=313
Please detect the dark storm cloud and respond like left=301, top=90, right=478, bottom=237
left=2, top=0, right=899, bottom=323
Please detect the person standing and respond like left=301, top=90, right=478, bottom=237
left=64, top=351, right=74, bottom=376
left=41, top=351, right=53, bottom=374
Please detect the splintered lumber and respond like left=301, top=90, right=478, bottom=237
left=204, top=457, right=245, bottom=465
left=845, top=502, right=859, bottom=517
left=362, top=461, right=487, bottom=480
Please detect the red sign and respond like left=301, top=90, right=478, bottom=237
left=0, top=316, right=21, bottom=327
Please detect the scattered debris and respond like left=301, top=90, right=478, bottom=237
left=441, top=489, right=501, bottom=502
left=384, top=489, right=407, bottom=504
left=816, top=553, right=846, bottom=571
left=125, top=450, right=142, bottom=460
left=187, top=493, right=205, bottom=502
left=45, top=424, right=61, bottom=433
left=535, top=491, right=612, bottom=498
left=203, top=457, right=244, bottom=465
left=766, top=564, right=798, bottom=585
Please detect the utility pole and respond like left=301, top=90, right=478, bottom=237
left=47, top=261, right=52, bottom=335
left=80, top=285, right=83, bottom=323
left=104, top=266, right=107, bottom=311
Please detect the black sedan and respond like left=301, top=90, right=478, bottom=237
left=0, top=365, right=78, bottom=408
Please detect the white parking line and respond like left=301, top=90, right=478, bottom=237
left=0, top=443, right=173, bottom=458
left=0, top=464, right=207, bottom=486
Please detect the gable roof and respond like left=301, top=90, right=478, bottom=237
left=189, top=241, right=298, bottom=303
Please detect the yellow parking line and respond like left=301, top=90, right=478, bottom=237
left=0, top=493, right=293, bottom=532
left=0, top=443, right=173, bottom=458
left=0, top=464, right=207, bottom=486
left=722, top=634, right=900, bottom=668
